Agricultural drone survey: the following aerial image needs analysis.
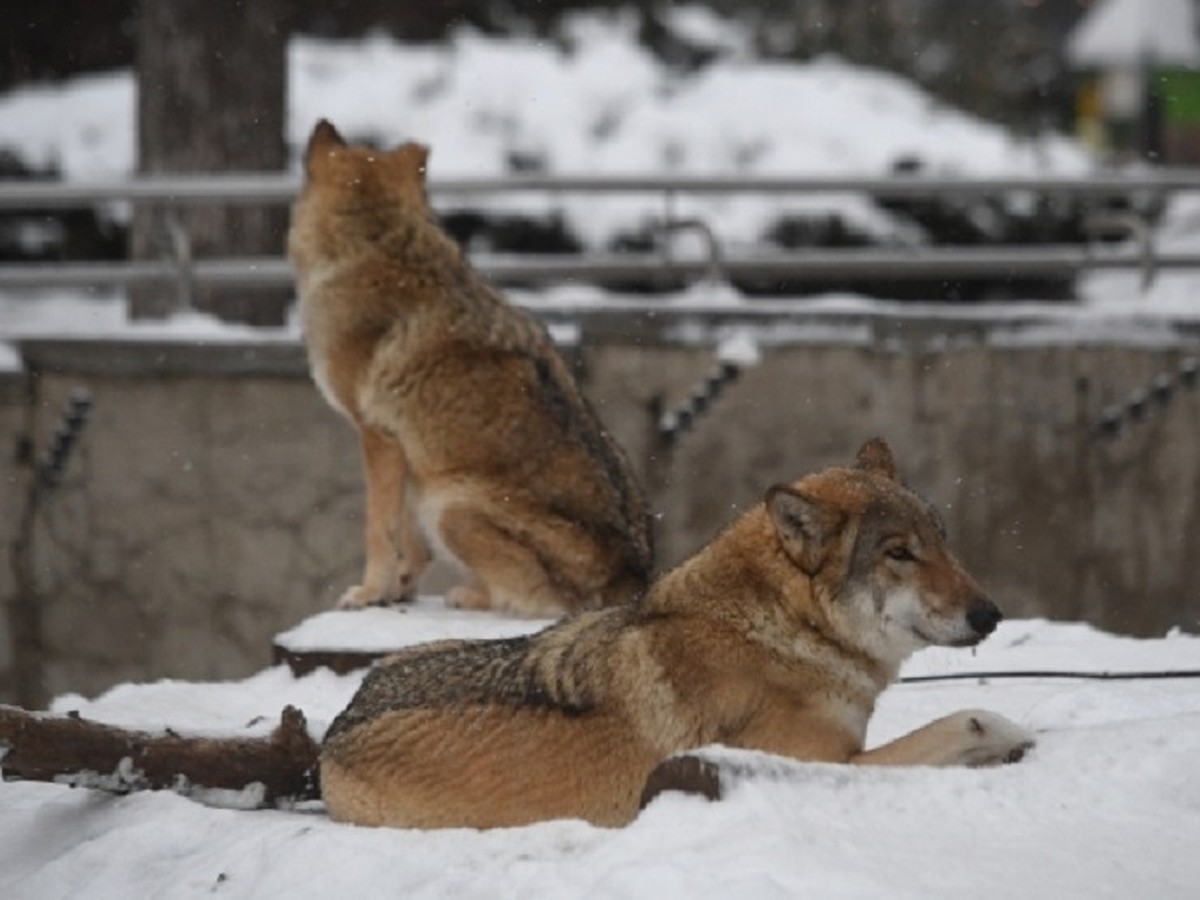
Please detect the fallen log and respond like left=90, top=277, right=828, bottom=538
left=0, top=704, right=320, bottom=807
left=639, top=746, right=844, bottom=810
left=640, top=754, right=724, bottom=809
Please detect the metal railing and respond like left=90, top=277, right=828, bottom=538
left=2, top=170, right=1200, bottom=294
left=2, top=246, right=1199, bottom=292
left=4, top=170, right=1200, bottom=206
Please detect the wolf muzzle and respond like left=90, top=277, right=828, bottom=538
left=966, top=598, right=1002, bottom=638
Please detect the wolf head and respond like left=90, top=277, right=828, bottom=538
left=303, top=119, right=430, bottom=205
left=289, top=120, right=434, bottom=268
left=766, top=439, right=1000, bottom=665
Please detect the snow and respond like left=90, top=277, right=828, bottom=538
left=1078, top=190, right=1200, bottom=316
left=0, top=288, right=299, bottom=343
left=1067, top=0, right=1200, bottom=69
left=0, top=71, right=133, bottom=180
left=275, top=598, right=551, bottom=655
left=4, top=14, right=1079, bottom=185
left=659, top=4, right=750, bottom=57
left=2, top=612, right=1199, bottom=899
left=0, top=11, right=1088, bottom=256
left=715, top=329, right=762, bottom=368
left=294, top=13, right=1079, bottom=256
left=0, top=339, right=21, bottom=373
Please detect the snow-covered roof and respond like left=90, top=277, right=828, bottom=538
left=1067, top=0, right=1200, bottom=69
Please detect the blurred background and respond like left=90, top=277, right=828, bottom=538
left=1, top=0, right=1198, bottom=707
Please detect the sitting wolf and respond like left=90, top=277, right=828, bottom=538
left=288, top=120, right=652, bottom=615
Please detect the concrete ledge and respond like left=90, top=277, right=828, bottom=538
left=15, top=337, right=307, bottom=379
left=10, top=303, right=1200, bottom=381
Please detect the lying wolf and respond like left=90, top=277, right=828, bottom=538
left=320, top=439, right=1033, bottom=828
left=288, top=120, right=652, bottom=615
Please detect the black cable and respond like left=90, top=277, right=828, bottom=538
left=659, top=360, right=741, bottom=445
left=898, top=669, right=1200, bottom=684
left=38, top=389, right=92, bottom=490
left=1095, top=354, right=1198, bottom=440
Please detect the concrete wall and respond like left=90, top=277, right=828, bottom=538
left=598, top=341, right=1200, bottom=636
left=2, top=314, right=1198, bottom=705
left=1, top=366, right=363, bottom=706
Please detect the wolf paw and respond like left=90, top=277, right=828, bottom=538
left=335, top=584, right=415, bottom=610
left=956, top=710, right=1035, bottom=766
left=444, top=585, right=491, bottom=610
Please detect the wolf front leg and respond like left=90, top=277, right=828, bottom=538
left=851, top=710, right=1034, bottom=768
left=338, top=426, right=428, bottom=609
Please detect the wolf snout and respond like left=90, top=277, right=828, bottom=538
left=966, top=598, right=1002, bottom=637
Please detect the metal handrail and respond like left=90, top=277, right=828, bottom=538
left=1, top=170, right=1199, bottom=208
left=1, top=171, right=1195, bottom=295
left=2, top=245, right=1197, bottom=291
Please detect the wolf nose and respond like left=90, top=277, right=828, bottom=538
left=966, top=598, right=1002, bottom=637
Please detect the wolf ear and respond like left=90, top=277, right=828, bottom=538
left=403, top=142, right=430, bottom=169
left=310, top=119, right=346, bottom=149
left=855, top=438, right=897, bottom=481
left=765, top=485, right=846, bottom=576
left=305, top=119, right=345, bottom=173
left=391, top=142, right=430, bottom=180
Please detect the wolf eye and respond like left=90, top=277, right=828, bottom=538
left=885, top=545, right=916, bottom=563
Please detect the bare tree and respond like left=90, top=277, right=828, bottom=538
left=130, top=0, right=291, bottom=324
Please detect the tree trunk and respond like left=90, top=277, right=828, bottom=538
left=0, top=704, right=320, bottom=806
left=130, top=0, right=290, bottom=324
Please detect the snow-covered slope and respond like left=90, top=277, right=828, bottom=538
left=0, top=11, right=1089, bottom=252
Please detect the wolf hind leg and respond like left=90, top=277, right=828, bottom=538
left=444, top=574, right=490, bottom=611
left=435, top=504, right=580, bottom=617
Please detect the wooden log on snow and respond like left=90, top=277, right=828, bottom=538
left=0, top=704, right=320, bottom=806
left=640, top=747, right=831, bottom=810
left=640, top=754, right=724, bottom=809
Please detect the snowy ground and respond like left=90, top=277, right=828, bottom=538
left=2, top=602, right=1199, bottom=899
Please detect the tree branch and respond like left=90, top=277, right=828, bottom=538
left=0, top=704, right=320, bottom=806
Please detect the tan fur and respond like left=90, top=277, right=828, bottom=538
left=288, top=120, right=652, bottom=615
left=321, top=439, right=1034, bottom=829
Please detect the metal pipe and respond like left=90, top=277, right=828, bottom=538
left=2, top=246, right=1198, bottom=291
left=2, top=171, right=1200, bottom=208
